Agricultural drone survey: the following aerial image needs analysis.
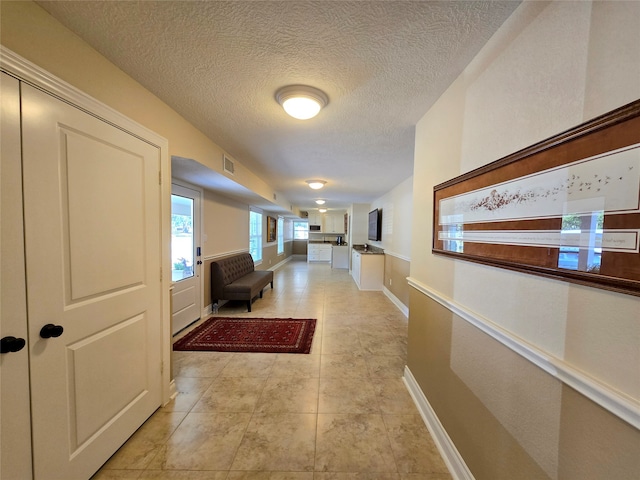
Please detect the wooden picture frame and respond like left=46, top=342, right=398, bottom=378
left=433, top=100, right=640, bottom=296
left=267, top=216, right=277, bottom=243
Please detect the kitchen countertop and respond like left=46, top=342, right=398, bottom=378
left=309, top=241, right=348, bottom=246
left=352, top=244, right=384, bottom=255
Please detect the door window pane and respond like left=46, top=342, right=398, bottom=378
left=250, top=210, right=262, bottom=262
left=171, top=194, right=194, bottom=281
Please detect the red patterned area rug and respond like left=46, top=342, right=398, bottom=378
left=173, top=317, right=316, bottom=354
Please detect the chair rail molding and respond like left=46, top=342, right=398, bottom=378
left=407, top=276, right=640, bottom=430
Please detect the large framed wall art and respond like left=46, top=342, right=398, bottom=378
left=433, top=100, right=640, bottom=296
left=267, top=216, right=277, bottom=243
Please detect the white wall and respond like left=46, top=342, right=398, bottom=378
left=349, top=203, right=370, bottom=245
left=369, top=176, right=413, bottom=259
left=411, top=0, right=640, bottom=418
left=409, top=1, right=640, bottom=478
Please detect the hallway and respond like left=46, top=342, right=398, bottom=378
left=93, top=259, right=451, bottom=479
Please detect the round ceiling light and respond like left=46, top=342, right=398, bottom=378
left=315, top=199, right=326, bottom=205
left=318, top=208, right=327, bottom=213
left=276, top=85, right=328, bottom=120
left=306, top=180, right=326, bottom=190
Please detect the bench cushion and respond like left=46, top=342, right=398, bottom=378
left=224, top=270, right=273, bottom=297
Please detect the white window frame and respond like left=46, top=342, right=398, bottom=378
left=293, top=221, right=309, bottom=240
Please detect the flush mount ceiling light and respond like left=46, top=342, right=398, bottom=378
left=306, top=180, right=326, bottom=190
left=276, top=85, right=328, bottom=120
left=315, top=199, right=326, bottom=205
left=318, top=208, right=327, bottom=213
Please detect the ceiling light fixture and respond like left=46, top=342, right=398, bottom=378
left=315, top=199, right=326, bottom=205
left=318, top=208, right=327, bottom=213
left=276, top=85, right=328, bottom=120
left=306, top=180, right=326, bottom=190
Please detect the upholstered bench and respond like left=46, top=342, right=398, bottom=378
left=210, top=253, right=274, bottom=312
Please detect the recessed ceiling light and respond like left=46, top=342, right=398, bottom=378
left=315, top=199, right=326, bottom=205
left=276, top=85, right=328, bottom=120
left=306, top=180, right=326, bottom=190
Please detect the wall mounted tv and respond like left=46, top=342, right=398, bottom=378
left=368, top=208, right=382, bottom=241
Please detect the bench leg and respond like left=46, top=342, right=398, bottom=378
left=247, top=300, right=252, bottom=312
left=260, top=289, right=263, bottom=299
left=212, top=301, right=218, bottom=314
left=270, top=281, right=273, bottom=289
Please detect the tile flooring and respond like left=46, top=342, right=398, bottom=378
left=93, top=259, right=452, bottom=480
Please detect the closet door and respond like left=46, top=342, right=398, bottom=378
left=21, top=83, right=163, bottom=479
left=0, top=73, right=33, bottom=480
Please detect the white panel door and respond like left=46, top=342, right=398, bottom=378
left=21, top=83, right=162, bottom=479
left=171, top=183, right=202, bottom=334
left=0, top=73, right=33, bottom=480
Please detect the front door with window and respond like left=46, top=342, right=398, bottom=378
left=171, top=183, right=202, bottom=334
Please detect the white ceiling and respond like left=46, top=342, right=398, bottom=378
left=37, top=0, right=520, bottom=215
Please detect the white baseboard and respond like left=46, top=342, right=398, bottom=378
left=269, top=255, right=292, bottom=271
left=166, top=379, right=178, bottom=405
left=403, top=366, right=475, bottom=480
left=383, top=286, right=409, bottom=317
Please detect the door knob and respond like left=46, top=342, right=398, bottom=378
left=1, top=336, right=26, bottom=354
left=40, top=324, right=64, bottom=339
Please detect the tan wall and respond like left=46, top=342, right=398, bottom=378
left=384, top=255, right=410, bottom=307
left=0, top=1, right=293, bottom=214
left=292, top=240, right=308, bottom=255
left=201, top=203, right=293, bottom=308
left=408, top=290, right=639, bottom=480
left=260, top=241, right=294, bottom=270
left=369, top=176, right=413, bottom=311
left=409, top=2, right=640, bottom=479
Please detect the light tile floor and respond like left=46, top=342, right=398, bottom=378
left=93, top=259, right=452, bottom=480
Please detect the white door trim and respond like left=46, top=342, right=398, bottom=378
left=0, top=46, right=175, bottom=406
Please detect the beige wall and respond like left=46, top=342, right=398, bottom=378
left=202, top=190, right=249, bottom=258
left=408, top=2, right=640, bottom=479
left=0, top=1, right=301, bottom=315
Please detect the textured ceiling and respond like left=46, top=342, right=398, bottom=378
left=37, top=0, right=520, bottom=214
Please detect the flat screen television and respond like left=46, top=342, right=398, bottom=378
left=368, top=208, right=382, bottom=241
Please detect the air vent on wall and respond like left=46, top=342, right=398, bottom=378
left=223, top=154, right=235, bottom=175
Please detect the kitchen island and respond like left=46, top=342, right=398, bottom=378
left=308, top=240, right=349, bottom=265
left=331, top=244, right=349, bottom=269
left=351, top=245, right=384, bottom=290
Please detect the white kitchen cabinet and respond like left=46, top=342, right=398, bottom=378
left=307, top=212, right=323, bottom=230
left=308, top=243, right=332, bottom=263
left=324, top=213, right=345, bottom=234
left=351, top=249, right=384, bottom=290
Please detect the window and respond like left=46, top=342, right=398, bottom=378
left=293, top=221, right=309, bottom=240
left=558, top=212, right=603, bottom=273
left=249, top=209, right=262, bottom=263
left=277, top=216, right=284, bottom=255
